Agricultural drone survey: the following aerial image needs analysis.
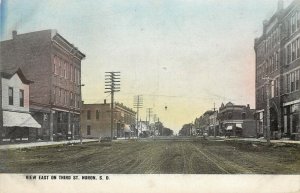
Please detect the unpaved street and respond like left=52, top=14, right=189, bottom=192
left=1, top=139, right=300, bottom=174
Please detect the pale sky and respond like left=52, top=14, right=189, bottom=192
left=0, top=0, right=294, bottom=133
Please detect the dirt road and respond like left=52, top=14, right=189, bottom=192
left=0, top=139, right=299, bottom=174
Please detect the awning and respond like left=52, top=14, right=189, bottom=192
left=226, top=126, right=233, bottom=130
left=123, top=124, right=131, bottom=132
left=236, top=124, right=242, bottom=128
left=3, top=111, right=41, bottom=128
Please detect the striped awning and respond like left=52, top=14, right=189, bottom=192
left=3, top=111, right=41, bottom=128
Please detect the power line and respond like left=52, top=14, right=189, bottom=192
left=105, top=71, right=121, bottom=140
left=133, top=95, right=143, bottom=138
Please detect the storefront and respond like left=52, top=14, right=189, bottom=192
left=2, top=111, right=41, bottom=142
left=283, top=100, right=300, bottom=140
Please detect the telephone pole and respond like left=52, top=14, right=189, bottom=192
left=146, top=108, right=152, bottom=132
left=263, top=76, right=272, bottom=145
left=133, top=95, right=143, bottom=138
left=105, top=72, right=120, bottom=141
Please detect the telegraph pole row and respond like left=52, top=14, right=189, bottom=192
left=133, top=95, right=143, bottom=138
left=105, top=72, right=120, bottom=141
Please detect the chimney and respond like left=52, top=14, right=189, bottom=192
left=104, top=99, right=106, bottom=104
left=12, top=30, right=17, bottom=39
left=277, top=0, right=284, bottom=11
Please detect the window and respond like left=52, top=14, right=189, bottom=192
left=70, top=92, right=73, bottom=106
left=242, top=113, right=246, bottom=120
left=65, top=91, right=68, bottom=105
left=64, top=62, right=67, bottom=78
left=287, top=74, right=291, bottom=93
left=228, top=113, right=232, bottom=120
left=297, top=38, right=300, bottom=58
left=291, top=72, right=295, bottom=92
left=87, top=110, right=91, bottom=120
left=275, top=52, right=279, bottom=70
left=292, top=41, right=296, bottom=61
left=60, top=60, right=64, bottom=77
left=296, top=70, right=300, bottom=90
left=19, top=89, right=24, bottom=107
left=275, top=78, right=280, bottom=96
left=53, top=87, right=56, bottom=104
left=70, top=65, right=73, bottom=81
left=287, top=44, right=291, bottom=64
left=291, top=14, right=296, bottom=34
left=297, top=11, right=300, bottom=29
left=96, top=110, right=100, bottom=120
left=87, top=125, right=91, bottom=135
left=271, top=80, right=275, bottom=98
left=8, top=87, right=13, bottom=105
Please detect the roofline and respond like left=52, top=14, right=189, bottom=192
left=1, top=68, right=33, bottom=84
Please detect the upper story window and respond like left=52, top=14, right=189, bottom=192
left=19, top=89, right=24, bottom=107
left=297, top=11, right=300, bottom=29
left=242, top=112, right=246, bottom=120
left=64, top=62, right=67, bottom=78
left=53, top=56, right=58, bottom=75
left=70, top=65, right=73, bottom=82
left=8, top=87, right=13, bottom=105
left=291, top=13, right=297, bottom=35
left=287, top=44, right=292, bottom=64
left=227, top=113, right=232, bottom=120
left=87, top=110, right=91, bottom=120
left=96, top=110, right=100, bottom=120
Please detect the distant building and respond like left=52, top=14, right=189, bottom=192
left=0, top=30, right=85, bottom=141
left=254, top=0, right=300, bottom=139
left=80, top=101, right=136, bottom=139
left=218, top=102, right=256, bottom=138
left=194, top=110, right=214, bottom=136
left=208, top=111, right=219, bottom=137
left=1, top=68, right=41, bottom=142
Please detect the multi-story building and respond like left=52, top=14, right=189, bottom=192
left=218, top=102, right=256, bottom=138
left=194, top=110, right=214, bottom=135
left=81, top=101, right=136, bottom=139
left=208, top=111, right=219, bottom=137
left=1, top=68, right=41, bottom=142
left=254, top=0, right=300, bottom=139
left=0, top=30, right=85, bottom=141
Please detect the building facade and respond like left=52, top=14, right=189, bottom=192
left=254, top=0, right=300, bottom=139
left=209, top=111, right=219, bottom=137
left=218, top=102, right=256, bottom=138
left=0, top=30, right=85, bottom=141
left=81, top=101, right=136, bottom=139
left=1, top=68, right=41, bottom=142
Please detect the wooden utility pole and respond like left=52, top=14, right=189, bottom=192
left=263, top=76, right=272, bottom=145
left=105, top=72, right=120, bottom=141
left=133, top=95, right=143, bottom=138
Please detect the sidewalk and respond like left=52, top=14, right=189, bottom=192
left=0, top=139, right=98, bottom=150
left=217, top=136, right=300, bottom=144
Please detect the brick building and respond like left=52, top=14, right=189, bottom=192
left=254, top=0, right=300, bottom=139
left=81, top=101, right=136, bottom=139
left=0, top=30, right=85, bottom=141
left=218, top=102, right=256, bottom=138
